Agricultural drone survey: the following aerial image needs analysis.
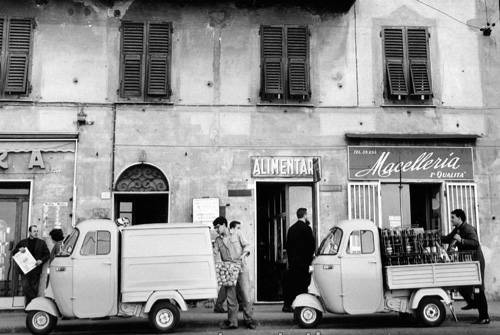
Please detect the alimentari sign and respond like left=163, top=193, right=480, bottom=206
left=252, top=156, right=319, bottom=178
left=348, top=146, right=474, bottom=180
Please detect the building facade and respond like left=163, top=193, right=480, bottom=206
left=1, top=0, right=500, bottom=307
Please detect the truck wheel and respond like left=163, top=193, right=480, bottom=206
left=417, top=297, right=446, bottom=327
left=294, top=306, right=322, bottom=328
left=26, top=310, right=57, bottom=335
left=149, top=301, right=180, bottom=333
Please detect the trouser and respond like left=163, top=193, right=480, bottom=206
left=22, top=271, right=41, bottom=306
left=283, top=265, right=310, bottom=307
left=459, top=258, right=489, bottom=319
left=215, top=281, right=243, bottom=309
left=224, top=270, right=254, bottom=326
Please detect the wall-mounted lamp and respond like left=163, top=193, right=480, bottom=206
left=77, top=109, right=94, bottom=126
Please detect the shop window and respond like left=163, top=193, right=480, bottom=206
left=120, top=21, right=172, bottom=99
left=347, top=230, right=374, bottom=254
left=80, top=231, right=111, bottom=256
left=0, top=17, right=34, bottom=97
left=382, top=27, right=432, bottom=104
left=260, top=25, right=310, bottom=103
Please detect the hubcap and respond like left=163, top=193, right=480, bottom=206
left=32, top=311, right=50, bottom=330
left=156, top=308, right=174, bottom=328
left=423, top=303, right=440, bottom=322
left=300, top=308, right=317, bottom=324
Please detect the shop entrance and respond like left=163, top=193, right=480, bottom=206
left=0, top=182, right=30, bottom=308
left=380, top=183, right=441, bottom=230
left=256, top=182, right=316, bottom=302
left=114, top=164, right=169, bottom=225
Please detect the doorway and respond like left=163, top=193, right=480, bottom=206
left=256, top=182, right=315, bottom=302
left=0, top=182, right=30, bottom=308
left=380, top=183, right=441, bottom=230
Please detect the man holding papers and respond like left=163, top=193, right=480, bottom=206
left=12, top=225, right=50, bottom=307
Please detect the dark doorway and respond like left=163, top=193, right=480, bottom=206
left=256, top=182, right=315, bottom=302
left=114, top=194, right=168, bottom=225
left=410, top=183, right=441, bottom=231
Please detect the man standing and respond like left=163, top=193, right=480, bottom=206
left=442, top=209, right=490, bottom=324
left=213, top=218, right=257, bottom=329
left=12, top=225, right=50, bottom=307
left=282, top=208, right=315, bottom=313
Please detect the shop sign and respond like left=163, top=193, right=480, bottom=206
left=251, top=156, right=320, bottom=178
left=348, top=146, right=473, bottom=181
left=0, top=147, right=74, bottom=170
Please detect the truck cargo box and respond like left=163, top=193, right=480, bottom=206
left=120, top=223, right=217, bottom=303
left=385, top=261, right=481, bottom=290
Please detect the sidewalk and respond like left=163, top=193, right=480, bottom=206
left=1, top=301, right=499, bottom=333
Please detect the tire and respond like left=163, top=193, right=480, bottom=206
left=149, top=301, right=180, bottom=333
left=294, top=306, right=322, bottom=328
left=26, top=310, right=57, bottom=335
left=417, top=297, right=446, bottom=327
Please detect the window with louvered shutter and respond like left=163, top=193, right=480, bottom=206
left=146, top=22, right=170, bottom=97
left=383, top=28, right=408, bottom=96
left=121, top=21, right=144, bottom=97
left=407, top=28, right=431, bottom=95
left=261, top=26, right=284, bottom=96
left=4, top=18, right=32, bottom=95
left=287, top=26, right=309, bottom=98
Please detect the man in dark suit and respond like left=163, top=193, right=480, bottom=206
left=442, top=209, right=490, bottom=324
left=282, top=208, right=315, bottom=313
left=13, top=225, right=50, bottom=306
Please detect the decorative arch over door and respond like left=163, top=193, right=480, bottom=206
left=114, top=164, right=169, bottom=224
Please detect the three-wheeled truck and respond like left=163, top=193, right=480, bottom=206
left=292, top=219, right=482, bottom=328
left=25, top=220, right=218, bottom=334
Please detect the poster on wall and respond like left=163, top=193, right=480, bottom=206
left=348, top=146, right=474, bottom=181
left=193, top=198, right=219, bottom=226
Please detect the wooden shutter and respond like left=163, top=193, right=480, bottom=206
left=146, top=22, right=171, bottom=97
left=287, top=26, right=309, bottom=98
left=4, top=18, right=32, bottom=94
left=121, top=21, right=144, bottom=97
left=383, top=28, right=408, bottom=96
left=407, top=28, right=432, bottom=95
left=261, top=25, right=284, bottom=96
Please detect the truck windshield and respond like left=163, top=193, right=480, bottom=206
left=318, top=227, right=343, bottom=255
left=57, top=228, right=79, bottom=257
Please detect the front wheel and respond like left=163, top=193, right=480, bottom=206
left=417, top=297, right=446, bottom=327
left=149, top=301, right=180, bottom=333
left=294, top=306, right=322, bottom=328
left=26, top=310, right=57, bottom=335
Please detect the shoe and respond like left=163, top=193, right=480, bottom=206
left=471, top=318, right=490, bottom=324
left=282, top=305, right=293, bottom=313
left=219, top=320, right=238, bottom=329
left=245, top=320, right=258, bottom=329
left=461, top=303, right=477, bottom=310
left=214, top=306, right=228, bottom=313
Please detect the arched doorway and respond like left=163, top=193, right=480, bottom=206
left=114, top=164, right=169, bottom=225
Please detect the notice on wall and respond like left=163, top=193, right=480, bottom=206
left=193, top=198, right=219, bottom=226
left=389, top=216, right=402, bottom=229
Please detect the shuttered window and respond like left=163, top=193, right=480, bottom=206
left=120, top=21, right=171, bottom=99
left=0, top=18, right=33, bottom=96
left=261, top=25, right=310, bottom=102
left=382, top=27, right=432, bottom=100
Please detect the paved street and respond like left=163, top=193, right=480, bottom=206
left=0, top=302, right=499, bottom=335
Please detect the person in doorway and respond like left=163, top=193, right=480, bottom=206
left=213, top=218, right=257, bottom=329
left=441, top=209, right=490, bottom=324
left=213, top=220, right=243, bottom=313
left=12, top=225, right=50, bottom=307
left=282, top=208, right=315, bottom=313
left=48, top=228, right=64, bottom=264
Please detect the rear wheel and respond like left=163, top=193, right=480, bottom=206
left=417, top=297, right=446, bottom=327
left=149, top=301, right=180, bottom=333
left=26, top=310, right=57, bottom=335
left=294, top=306, right=322, bottom=328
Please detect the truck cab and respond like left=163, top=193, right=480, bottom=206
left=313, top=220, right=384, bottom=314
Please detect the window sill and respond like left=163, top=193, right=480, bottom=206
left=115, top=101, right=174, bottom=106
left=256, top=103, right=315, bottom=108
left=380, top=104, right=437, bottom=108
